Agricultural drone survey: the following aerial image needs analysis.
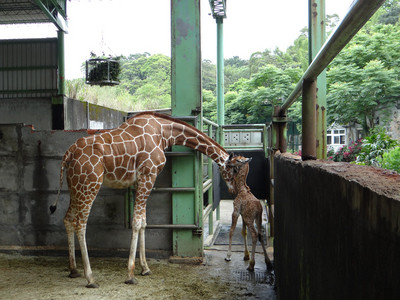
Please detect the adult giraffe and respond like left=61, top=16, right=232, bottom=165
left=50, top=111, right=242, bottom=288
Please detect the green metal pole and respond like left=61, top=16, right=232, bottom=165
left=57, top=30, right=65, bottom=96
left=302, top=79, right=317, bottom=160
left=216, top=17, right=224, bottom=145
left=309, top=0, right=327, bottom=159
left=171, top=0, right=202, bottom=258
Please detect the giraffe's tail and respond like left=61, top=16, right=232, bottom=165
left=49, top=149, right=72, bottom=214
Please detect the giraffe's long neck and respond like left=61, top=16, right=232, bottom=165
left=162, top=121, right=229, bottom=167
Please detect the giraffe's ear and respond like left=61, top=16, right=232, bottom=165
left=237, top=157, right=252, bottom=164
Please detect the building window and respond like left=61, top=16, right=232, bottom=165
left=327, top=127, right=346, bottom=149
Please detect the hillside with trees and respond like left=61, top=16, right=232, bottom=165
left=66, top=0, right=400, bottom=136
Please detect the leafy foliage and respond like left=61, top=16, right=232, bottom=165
left=379, top=147, right=400, bottom=173
left=356, top=128, right=399, bottom=166
left=327, top=21, right=400, bottom=134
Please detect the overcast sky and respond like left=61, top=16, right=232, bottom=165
left=0, top=0, right=353, bottom=79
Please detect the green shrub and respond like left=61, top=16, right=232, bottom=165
left=379, top=147, right=400, bottom=173
left=356, top=127, right=399, bottom=166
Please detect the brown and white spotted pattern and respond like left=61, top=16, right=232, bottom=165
left=224, top=156, right=273, bottom=271
left=51, top=112, right=238, bottom=288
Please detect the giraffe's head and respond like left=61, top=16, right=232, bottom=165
left=220, top=153, right=252, bottom=194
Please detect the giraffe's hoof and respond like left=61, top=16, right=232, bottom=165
left=86, top=282, right=99, bottom=288
left=141, top=269, right=152, bottom=276
left=68, top=269, right=81, bottom=278
left=247, top=266, right=255, bottom=272
left=243, top=255, right=250, bottom=261
left=125, top=278, right=138, bottom=285
left=224, top=257, right=231, bottom=262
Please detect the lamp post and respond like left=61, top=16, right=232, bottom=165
left=209, top=0, right=227, bottom=145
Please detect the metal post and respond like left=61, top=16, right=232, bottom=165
left=216, top=17, right=224, bottom=145
left=57, top=30, right=65, bottom=96
left=309, top=0, right=327, bottom=159
left=171, top=0, right=203, bottom=258
left=302, top=79, right=317, bottom=160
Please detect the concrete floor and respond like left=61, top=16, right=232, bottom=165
left=0, top=200, right=276, bottom=299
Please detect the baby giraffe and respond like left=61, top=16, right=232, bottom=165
left=224, top=156, right=273, bottom=271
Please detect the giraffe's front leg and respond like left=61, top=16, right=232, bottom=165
left=225, top=211, right=239, bottom=262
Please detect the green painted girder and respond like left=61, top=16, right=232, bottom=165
left=171, top=0, right=203, bottom=258
left=309, top=0, right=327, bottom=159
left=34, top=0, right=68, bottom=32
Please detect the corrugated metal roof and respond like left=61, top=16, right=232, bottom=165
left=0, top=0, right=67, bottom=31
left=0, top=0, right=49, bottom=24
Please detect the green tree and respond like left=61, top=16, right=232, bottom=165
left=327, top=22, right=400, bottom=134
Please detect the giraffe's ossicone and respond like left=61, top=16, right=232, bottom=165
left=50, top=112, right=238, bottom=288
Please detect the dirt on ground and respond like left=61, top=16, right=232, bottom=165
left=282, top=152, right=400, bottom=200
left=0, top=249, right=275, bottom=300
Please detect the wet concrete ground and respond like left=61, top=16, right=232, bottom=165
left=0, top=200, right=276, bottom=299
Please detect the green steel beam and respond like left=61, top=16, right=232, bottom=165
left=309, top=0, right=327, bottom=159
left=34, top=0, right=68, bottom=32
left=171, top=0, right=203, bottom=258
left=216, top=17, right=225, bottom=145
left=57, top=30, right=65, bottom=96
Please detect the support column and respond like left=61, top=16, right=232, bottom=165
left=170, top=0, right=203, bottom=259
left=57, top=30, right=65, bottom=96
left=302, top=79, right=317, bottom=160
left=309, top=0, right=327, bottom=159
left=216, top=17, right=224, bottom=145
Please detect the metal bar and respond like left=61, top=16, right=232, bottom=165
left=165, top=151, right=195, bottom=157
left=223, top=128, right=264, bottom=133
left=309, top=0, right=327, bottom=159
left=152, top=187, right=195, bottom=192
left=216, top=17, right=225, bottom=145
left=203, top=118, right=219, bottom=128
left=280, top=0, right=386, bottom=114
left=225, top=146, right=264, bottom=151
left=222, top=124, right=266, bottom=128
left=57, top=30, right=65, bottom=96
left=146, top=224, right=198, bottom=230
left=203, top=179, right=213, bottom=193
left=302, top=79, right=317, bottom=160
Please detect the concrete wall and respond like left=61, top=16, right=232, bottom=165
left=63, top=98, right=126, bottom=130
left=0, top=124, right=172, bottom=258
left=0, top=97, right=126, bottom=130
left=0, top=98, right=53, bottom=130
left=274, top=153, right=400, bottom=299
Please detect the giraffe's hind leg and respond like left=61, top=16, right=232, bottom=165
left=242, top=218, right=250, bottom=261
left=247, top=223, right=258, bottom=272
left=64, top=214, right=81, bottom=278
left=126, top=174, right=156, bottom=284
left=65, top=183, right=101, bottom=288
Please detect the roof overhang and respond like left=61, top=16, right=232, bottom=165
left=0, top=0, right=68, bottom=32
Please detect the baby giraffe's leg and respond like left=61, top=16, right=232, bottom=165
left=257, top=210, right=273, bottom=270
left=241, top=218, right=250, bottom=261
left=247, top=223, right=258, bottom=272
left=225, top=211, right=239, bottom=261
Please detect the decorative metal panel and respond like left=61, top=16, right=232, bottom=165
left=0, top=38, right=58, bottom=99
